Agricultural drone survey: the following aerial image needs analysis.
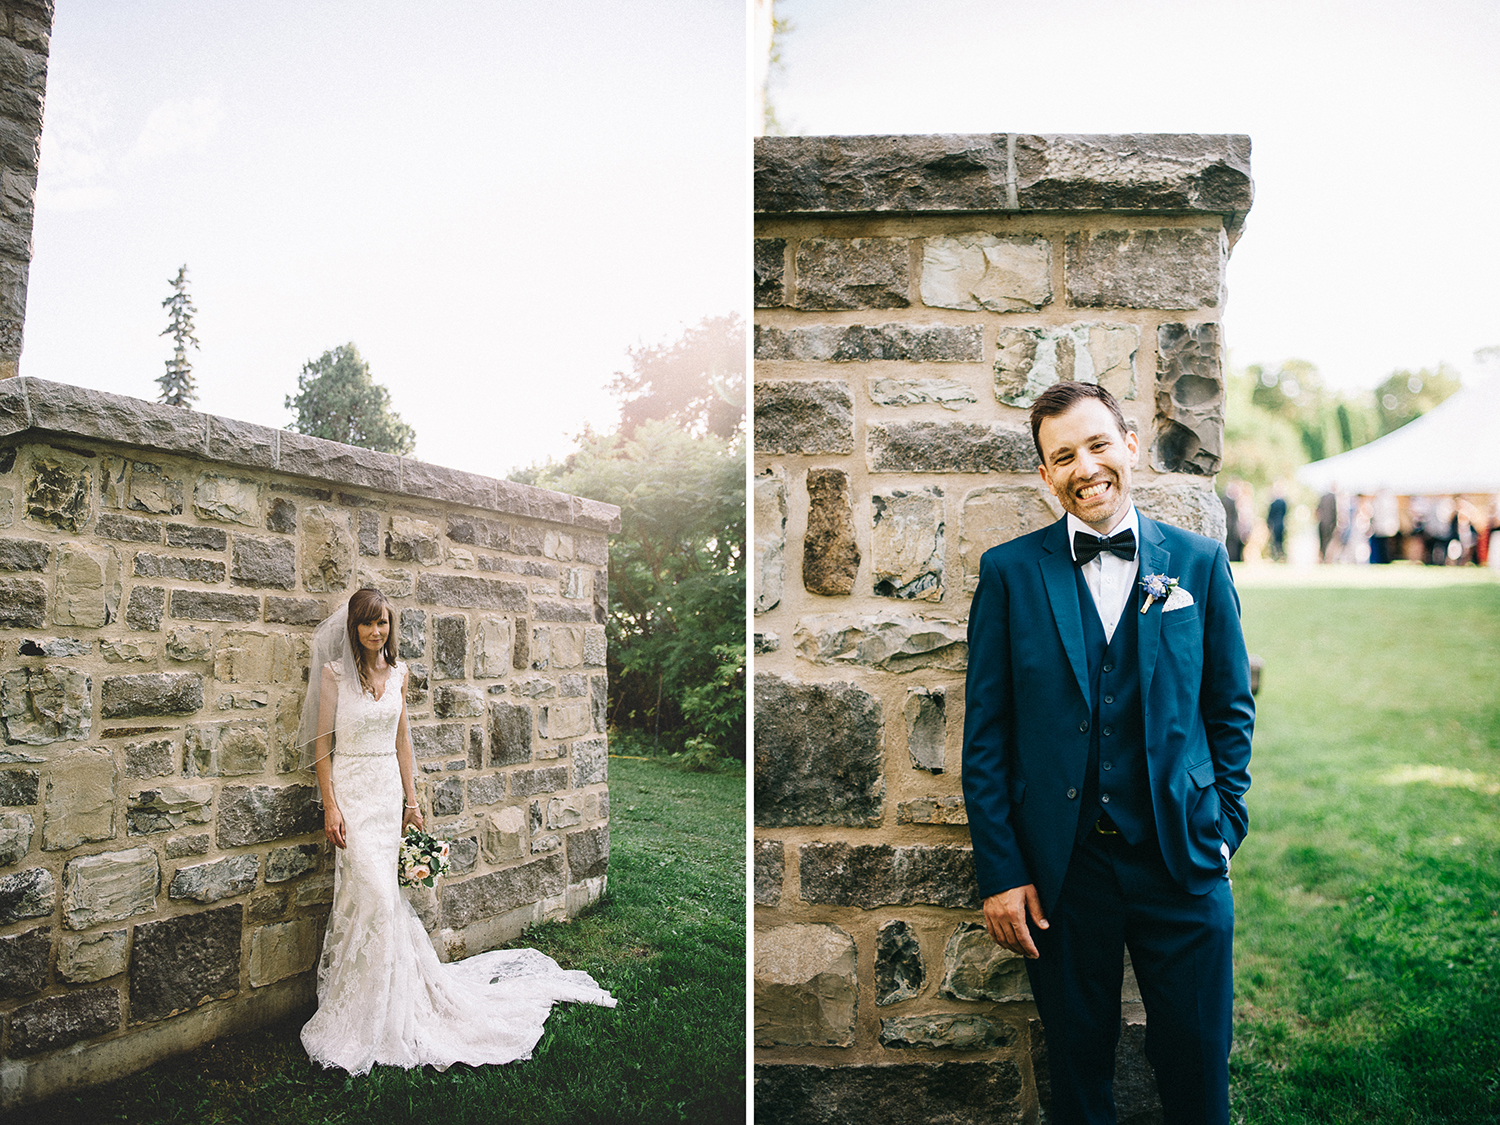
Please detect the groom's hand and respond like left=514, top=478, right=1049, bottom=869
left=983, top=885, right=1048, bottom=959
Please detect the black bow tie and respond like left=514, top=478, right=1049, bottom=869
left=1073, top=528, right=1136, bottom=565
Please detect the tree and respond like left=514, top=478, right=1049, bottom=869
left=1373, top=364, right=1461, bottom=436
left=608, top=314, right=744, bottom=440
left=157, top=265, right=199, bottom=408
left=284, top=343, right=417, bottom=455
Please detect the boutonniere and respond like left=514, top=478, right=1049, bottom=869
left=1139, top=573, right=1179, bottom=613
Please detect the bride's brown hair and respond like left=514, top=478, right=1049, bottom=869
left=346, top=587, right=397, bottom=695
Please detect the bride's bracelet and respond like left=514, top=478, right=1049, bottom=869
left=404, top=801, right=419, bottom=810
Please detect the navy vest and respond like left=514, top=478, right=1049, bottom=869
left=1074, top=566, right=1155, bottom=847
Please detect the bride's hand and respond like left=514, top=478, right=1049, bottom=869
left=324, top=803, right=347, bottom=849
left=402, top=804, right=425, bottom=833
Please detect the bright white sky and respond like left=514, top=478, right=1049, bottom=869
left=24, top=0, right=746, bottom=478
left=769, top=0, right=1500, bottom=394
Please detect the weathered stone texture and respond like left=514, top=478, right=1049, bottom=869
left=441, top=853, right=565, bottom=929
left=169, top=589, right=260, bottom=622
left=216, top=784, right=320, bottom=847
left=793, top=237, right=909, bottom=310
left=0, top=536, right=49, bottom=571
left=1, top=664, right=90, bottom=744
left=488, top=701, right=532, bottom=767
left=473, top=615, right=513, bottom=677
left=872, top=488, right=943, bottom=601
left=1066, top=226, right=1225, bottom=310
left=130, top=904, right=242, bottom=1023
left=194, top=474, right=259, bottom=526
left=169, top=854, right=260, bottom=904
left=42, top=750, right=116, bottom=849
left=133, top=553, right=226, bottom=584
left=1151, top=321, right=1224, bottom=476
left=57, top=929, right=129, bottom=984
left=941, top=922, right=1030, bottom=1001
left=166, top=525, right=227, bottom=550
left=9, top=987, right=121, bottom=1056
left=993, top=322, right=1139, bottom=408
left=0, top=925, right=50, bottom=998
left=803, top=468, right=860, bottom=597
left=754, top=923, right=858, bottom=1047
left=0, top=575, right=46, bottom=627
left=754, top=674, right=883, bottom=828
left=753, top=380, right=854, bottom=455
left=799, top=842, right=979, bottom=910
left=921, top=232, right=1052, bottom=312
left=755, top=1061, right=1025, bottom=1125
left=959, top=484, right=1062, bottom=591
left=1133, top=483, right=1227, bottom=542
left=875, top=919, right=924, bottom=1006
left=415, top=573, right=527, bottom=612
left=754, top=469, right=786, bottom=615
left=265, top=843, right=319, bottom=883
left=0, top=768, right=39, bottom=806
left=480, top=805, right=525, bottom=864
left=573, top=737, right=607, bottom=787
left=0, top=810, right=34, bottom=865
left=0, top=865, right=52, bottom=924
left=24, top=452, right=91, bottom=531
left=566, top=824, right=608, bottom=880
left=756, top=323, right=983, bottom=363
left=793, top=612, right=967, bottom=674
left=248, top=916, right=320, bottom=987
left=430, top=614, right=467, bottom=680
left=868, top=377, right=978, bottom=411
left=868, top=421, right=1038, bottom=474
left=896, top=797, right=968, bottom=825
left=63, top=848, right=160, bottom=929
left=101, top=672, right=203, bottom=718
left=754, top=839, right=784, bottom=906
left=755, top=238, right=786, bottom=307
left=126, top=584, right=166, bottom=631
left=301, top=505, right=355, bottom=592
left=53, top=544, right=121, bottom=626
left=126, top=784, right=213, bottom=836
left=385, top=516, right=441, bottom=564
left=880, top=1013, right=1013, bottom=1051
left=903, top=688, right=946, bottom=772
left=229, top=535, right=295, bottom=590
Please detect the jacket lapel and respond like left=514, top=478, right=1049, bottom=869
left=1136, top=516, right=1169, bottom=701
left=1039, top=519, right=1091, bottom=705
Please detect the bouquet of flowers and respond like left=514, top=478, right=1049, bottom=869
left=398, top=825, right=451, bottom=888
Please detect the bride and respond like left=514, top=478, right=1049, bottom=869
left=296, top=587, right=616, bottom=1074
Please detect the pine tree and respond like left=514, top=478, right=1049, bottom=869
left=157, top=265, right=199, bottom=408
left=284, top=343, right=417, bottom=455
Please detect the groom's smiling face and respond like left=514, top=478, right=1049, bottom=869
left=1036, top=398, right=1139, bottom=534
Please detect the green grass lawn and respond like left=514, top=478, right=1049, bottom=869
left=1230, top=575, right=1500, bottom=1124
left=27, top=757, right=746, bottom=1125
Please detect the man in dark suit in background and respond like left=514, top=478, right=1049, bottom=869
left=962, top=382, right=1254, bottom=1125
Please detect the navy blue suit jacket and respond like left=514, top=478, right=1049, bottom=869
left=961, top=513, right=1254, bottom=914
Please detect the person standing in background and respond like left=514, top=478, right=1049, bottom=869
left=1266, top=486, right=1287, bottom=563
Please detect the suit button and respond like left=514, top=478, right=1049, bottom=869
left=1103, top=663, right=1114, bottom=673
left=1103, top=726, right=1114, bottom=736
left=1104, top=694, right=1114, bottom=704
left=1101, top=793, right=1111, bottom=804
left=1066, top=788, right=1078, bottom=799
left=1078, top=720, right=1089, bottom=732
left=1102, top=761, right=1113, bottom=771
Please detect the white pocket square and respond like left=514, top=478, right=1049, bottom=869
left=1162, top=585, right=1195, bottom=612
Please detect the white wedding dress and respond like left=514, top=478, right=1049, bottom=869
left=300, top=659, right=617, bottom=1074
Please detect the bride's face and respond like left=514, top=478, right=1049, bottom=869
left=356, top=607, right=391, bottom=656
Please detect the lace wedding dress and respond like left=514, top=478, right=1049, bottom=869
left=300, top=659, right=617, bottom=1074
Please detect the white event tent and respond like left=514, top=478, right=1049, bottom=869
left=1296, top=374, right=1500, bottom=496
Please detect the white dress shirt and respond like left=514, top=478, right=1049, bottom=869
left=1066, top=505, right=1140, bottom=643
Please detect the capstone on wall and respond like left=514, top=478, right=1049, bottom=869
left=0, top=379, right=618, bottom=1108
left=0, top=0, right=51, bottom=378
left=752, top=133, right=1252, bottom=1124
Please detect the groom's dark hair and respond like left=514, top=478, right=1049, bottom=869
left=1029, top=381, right=1129, bottom=460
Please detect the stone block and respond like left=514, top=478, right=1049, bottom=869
left=867, top=420, right=1038, bottom=474
left=903, top=688, right=946, bottom=772
left=875, top=919, right=924, bottom=1006
left=358, top=510, right=380, bottom=556
left=166, top=525, right=227, bottom=550
left=921, top=232, right=1052, bottom=312
left=294, top=505, right=353, bottom=592
left=533, top=599, right=592, bottom=624
left=546, top=795, right=582, bottom=829
left=433, top=683, right=484, bottom=719
left=753, top=1060, right=1025, bottom=1125
left=755, top=237, right=786, bottom=306
left=572, top=737, right=607, bottom=787
left=753, top=379, right=854, bottom=455
left=542, top=530, right=574, bottom=561
left=398, top=608, right=426, bottom=661
left=440, top=853, right=565, bottom=929
left=0, top=865, right=52, bottom=924
left=42, top=749, right=116, bottom=848
left=480, top=805, right=526, bottom=864
left=132, top=553, right=226, bottom=583
left=872, top=487, right=944, bottom=601
left=1150, top=321, right=1224, bottom=476
left=230, top=534, right=295, bottom=590
left=803, top=468, right=860, bottom=597
left=8, top=986, right=120, bottom=1055
left=63, top=847, right=159, bottom=929
left=101, top=638, right=157, bottom=662
left=467, top=773, right=506, bottom=806
left=294, top=874, right=334, bottom=906
left=0, top=536, right=49, bottom=571
left=799, top=842, right=979, bottom=910
left=753, top=923, right=857, bottom=1047
left=440, top=833, right=478, bottom=876
left=266, top=843, right=319, bottom=883
left=165, top=834, right=209, bottom=858
left=941, top=922, right=1030, bottom=1001
left=248, top=892, right=286, bottom=922
left=754, top=673, right=883, bottom=828
left=126, top=585, right=166, bottom=630
left=792, top=611, right=968, bottom=673
left=411, top=723, right=464, bottom=760
left=415, top=573, right=528, bottom=612
left=538, top=700, right=590, bottom=740
left=488, top=701, right=532, bottom=767
left=0, top=768, right=39, bottom=805
left=130, top=904, right=242, bottom=1023
left=1, top=664, right=91, bottom=744
left=406, top=663, right=429, bottom=708
left=433, top=777, right=464, bottom=817
left=53, top=544, right=120, bottom=626
left=583, top=625, right=606, bottom=668
left=880, top=1013, right=1013, bottom=1051
left=960, top=484, right=1062, bottom=591
left=754, top=469, right=786, bottom=615
left=433, top=614, right=468, bottom=679
left=896, top=797, right=968, bottom=825
left=445, top=514, right=510, bottom=552
left=358, top=566, right=413, bottom=598
left=264, top=596, right=327, bottom=626
left=755, top=323, right=983, bottom=363
left=248, top=916, right=320, bottom=987
left=566, top=824, right=608, bottom=880
left=0, top=810, right=33, bottom=865
left=169, top=854, right=259, bottom=904
left=1066, top=226, right=1225, bottom=310
left=385, top=515, right=441, bottom=564
left=57, top=929, right=128, bottom=984
left=169, top=589, right=260, bottom=622
left=993, top=322, right=1140, bottom=408
left=194, top=473, right=259, bottom=525
left=512, top=766, right=568, bottom=798
left=532, top=832, right=561, bottom=855
left=1132, top=482, right=1227, bottom=541
left=23, top=451, right=90, bottom=531
left=468, top=728, right=483, bottom=769
left=216, top=784, right=320, bottom=847
left=95, top=513, right=163, bottom=543
left=101, top=672, right=203, bottom=718
left=0, top=576, right=45, bottom=627
left=265, top=496, right=296, bottom=533
left=213, top=629, right=280, bottom=684
left=165, top=626, right=213, bottom=662
left=0, top=925, right=49, bottom=998
left=474, top=615, right=512, bottom=676
left=793, top=237, right=909, bottom=310
left=754, top=839, right=783, bottom=906
left=868, top=377, right=978, bottom=410
left=17, top=636, right=90, bottom=658
left=126, top=783, right=213, bottom=835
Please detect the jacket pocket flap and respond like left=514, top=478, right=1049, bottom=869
left=1187, top=757, right=1216, bottom=789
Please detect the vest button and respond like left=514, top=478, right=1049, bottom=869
left=1103, top=663, right=1114, bottom=673
left=1079, top=720, right=1089, bottom=732
left=1103, top=726, right=1114, bottom=737
left=1104, top=694, right=1114, bottom=705
left=1066, top=787, right=1078, bottom=799
left=1101, top=793, right=1111, bottom=804
left=1102, top=761, right=1113, bottom=771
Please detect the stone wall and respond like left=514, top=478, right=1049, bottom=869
left=752, top=134, right=1252, bottom=1123
left=0, top=1, right=49, bottom=378
left=0, top=378, right=618, bottom=1107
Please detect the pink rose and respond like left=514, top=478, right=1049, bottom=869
left=410, top=864, right=430, bottom=881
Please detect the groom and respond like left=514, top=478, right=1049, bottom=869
left=962, top=382, right=1254, bottom=1125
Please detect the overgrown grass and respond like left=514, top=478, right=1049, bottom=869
left=27, top=758, right=746, bottom=1125
left=1229, top=577, right=1500, bottom=1124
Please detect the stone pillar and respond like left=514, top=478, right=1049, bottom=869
left=753, top=133, right=1252, bottom=1123
left=0, top=1, right=52, bottom=378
